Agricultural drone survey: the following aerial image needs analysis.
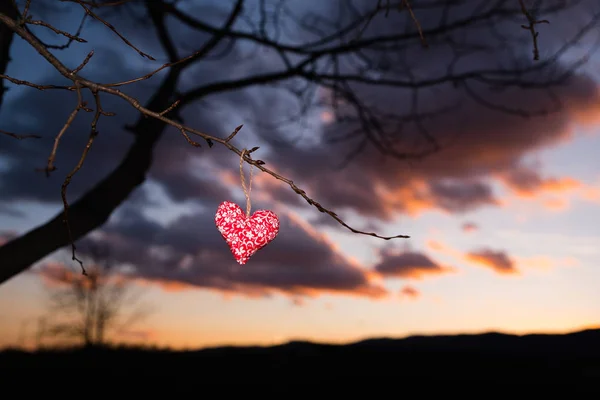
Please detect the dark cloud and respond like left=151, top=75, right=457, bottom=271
left=65, top=205, right=388, bottom=300
left=466, top=248, right=518, bottom=275
left=429, top=180, right=499, bottom=213
left=373, top=249, right=455, bottom=279
left=503, top=165, right=550, bottom=194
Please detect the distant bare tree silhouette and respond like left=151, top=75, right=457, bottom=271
left=41, top=245, right=153, bottom=347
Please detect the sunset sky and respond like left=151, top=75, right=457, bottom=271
left=1, top=0, right=599, bottom=350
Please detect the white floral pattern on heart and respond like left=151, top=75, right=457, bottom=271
left=215, top=201, right=280, bottom=264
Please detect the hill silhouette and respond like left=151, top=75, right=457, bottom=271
left=1, top=329, right=599, bottom=382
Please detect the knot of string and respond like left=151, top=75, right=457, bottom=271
left=239, top=148, right=254, bottom=217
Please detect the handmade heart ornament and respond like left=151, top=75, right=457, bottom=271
left=215, top=201, right=280, bottom=264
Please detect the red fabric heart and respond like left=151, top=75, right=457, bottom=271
left=215, top=201, right=280, bottom=264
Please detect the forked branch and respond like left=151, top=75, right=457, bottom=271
left=518, top=0, right=550, bottom=60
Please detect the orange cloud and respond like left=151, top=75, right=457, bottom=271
left=428, top=238, right=580, bottom=276
left=466, top=249, right=519, bottom=275
left=514, top=255, right=580, bottom=272
left=542, top=197, right=569, bottom=211
left=426, top=240, right=462, bottom=259
left=500, top=166, right=581, bottom=198
left=399, top=285, right=420, bottom=300
left=578, top=183, right=600, bottom=204
left=291, top=297, right=306, bottom=306
left=428, top=240, right=520, bottom=275
left=37, top=262, right=102, bottom=288
left=373, top=248, right=457, bottom=280
left=516, top=256, right=554, bottom=272
left=374, top=178, right=502, bottom=218
left=461, top=222, right=478, bottom=233
left=564, top=83, right=600, bottom=126
left=135, top=276, right=389, bottom=301
left=539, top=177, right=581, bottom=193
left=320, top=110, right=335, bottom=124
left=499, top=168, right=600, bottom=211
left=133, top=277, right=196, bottom=293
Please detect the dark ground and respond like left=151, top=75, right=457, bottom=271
left=0, top=329, right=600, bottom=376
left=1, top=328, right=599, bottom=388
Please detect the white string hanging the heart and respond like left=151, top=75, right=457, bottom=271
left=214, top=148, right=280, bottom=265
left=239, top=148, right=254, bottom=217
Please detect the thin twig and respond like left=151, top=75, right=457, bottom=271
left=402, top=0, right=428, bottom=48
left=71, top=1, right=155, bottom=60
left=159, top=99, right=180, bottom=116
left=72, top=50, right=94, bottom=74
left=518, top=0, right=550, bottom=60
left=26, top=19, right=88, bottom=43
left=353, top=0, right=384, bottom=41
left=0, top=74, right=73, bottom=91
left=178, top=127, right=202, bottom=147
left=0, top=128, right=41, bottom=139
left=354, top=0, right=427, bottom=47
left=45, top=84, right=86, bottom=175
left=20, top=0, right=31, bottom=22
left=59, top=89, right=106, bottom=276
left=225, top=124, right=244, bottom=142
left=103, top=45, right=227, bottom=88
left=52, top=13, right=88, bottom=50
left=64, top=0, right=137, bottom=8
left=29, top=12, right=89, bottom=51
left=61, top=129, right=98, bottom=276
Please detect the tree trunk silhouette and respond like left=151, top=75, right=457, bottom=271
left=0, top=71, right=179, bottom=284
